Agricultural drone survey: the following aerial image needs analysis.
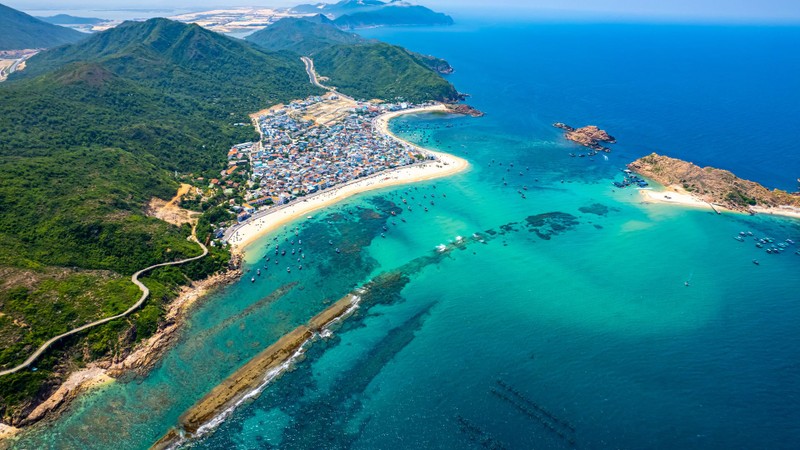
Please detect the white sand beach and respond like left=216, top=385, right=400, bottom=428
left=638, top=188, right=714, bottom=210
left=639, top=188, right=800, bottom=220
left=226, top=105, right=469, bottom=257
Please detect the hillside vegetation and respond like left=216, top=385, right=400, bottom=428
left=314, top=42, right=460, bottom=102
left=245, top=16, right=364, bottom=56
left=247, top=17, right=458, bottom=102
left=0, top=3, right=86, bottom=50
left=0, top=17, right=319, bottom=423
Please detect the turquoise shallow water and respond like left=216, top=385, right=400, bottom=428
left=13, top=21, right=800, bottom=450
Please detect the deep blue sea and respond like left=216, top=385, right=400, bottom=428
left=13, top=20, right=800, bottom=450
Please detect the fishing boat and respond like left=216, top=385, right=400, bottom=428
left=251, top=277, right=255, bottom=283
left=286, top=267, right=291, bottom=273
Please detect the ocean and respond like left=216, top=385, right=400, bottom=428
left=12, top=20, right=800, bottom=450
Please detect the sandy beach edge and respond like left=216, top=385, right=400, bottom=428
left=638, top=186, right=800, bottom=220
left=227, top=104, right=470, bottom=257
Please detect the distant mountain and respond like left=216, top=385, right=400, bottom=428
left=36, top=14, right=105, bottom=25
left=292, top=0, right=391, bottom=16
left=313, top=41, right=459, bottom=102
left=334, top=5, right=454, bottom=28
left=245, top=15, right=363, bottom=56
left=0, top=3, right=86, bottom=50
left=290, top=0, right=453, bottom=28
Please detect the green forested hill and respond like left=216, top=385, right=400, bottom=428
left=314, top=42, right=459, bottom=102
left=246, top=17, right=457, bottom=102
left=245, top=16, right=364, bottom=56
left=0, top=18, right=320, bottom=421
left=0, top=3, right=86, bottom=50
left=15, top=18, right=314, bottom=113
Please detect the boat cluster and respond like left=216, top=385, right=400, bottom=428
left=569, top=150, right=600, bottom=158
left=733, top=231, right=799, bottom=265
left=488, top=158, right=535, bottom=199
left=612, top=169, right=648, bottom=189
left=249, top=226, right=317, bottom=281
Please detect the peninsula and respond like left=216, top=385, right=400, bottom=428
left=630, top=153, right=800, bottom=218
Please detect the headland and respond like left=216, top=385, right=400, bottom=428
left=630, top=153, right=800, bottom=219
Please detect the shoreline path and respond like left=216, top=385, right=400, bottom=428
left=0, top=230, right=208, bottom=377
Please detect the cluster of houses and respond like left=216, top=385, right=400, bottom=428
left=223, top=96, right=431, bottom=223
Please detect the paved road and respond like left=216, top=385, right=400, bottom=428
left=300, top=56, right=354, bottom=101
left=0, top=233, right=208, bottom=377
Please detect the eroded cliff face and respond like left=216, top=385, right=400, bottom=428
left=629, top=153, right=800, bottom=211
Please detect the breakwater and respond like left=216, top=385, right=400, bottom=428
left=152, top=294, right=360, bottom=448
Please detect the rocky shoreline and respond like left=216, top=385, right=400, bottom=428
left=445, top=103, right=484, bottom=117
left=629, top=153, right=800, bottom=215
left=1, top=263, right=242, bottom=437
left=553, top=123, right=616, bottom=153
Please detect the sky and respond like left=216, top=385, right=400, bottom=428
left=7, top=0, right=800, bottom=24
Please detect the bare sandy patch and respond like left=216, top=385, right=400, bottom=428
left=146, top=183, right=201, bottom=227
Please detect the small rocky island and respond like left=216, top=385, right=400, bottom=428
left=554, top=123, right=616, bottom=152
left=629, top=153, right=800, bottom=213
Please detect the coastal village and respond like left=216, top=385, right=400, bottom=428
left=202, top=93, right=438, bottom=244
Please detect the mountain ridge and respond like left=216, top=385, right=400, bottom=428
left=0, top=3, right=86, bottom=50
left=289, top=0, right=453, bottom=28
